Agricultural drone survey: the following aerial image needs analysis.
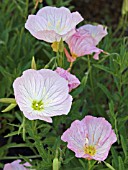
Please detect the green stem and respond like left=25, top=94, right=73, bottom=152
left=0, top=155, right=41, bottom=160
left=88, top=160, right=91, bottom=170
left=87, top=56, right=95, bottom=97
left=27, top=121, right=47, bottom=160
left=44, top=57, right=56, bottom=69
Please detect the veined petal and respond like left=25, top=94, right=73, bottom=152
left=44, top=95, right=72, bottom=116
left=13, top=69, right=72, bottom=122
left=25, top=15, right=61, bottom=42
left=78, top=24, right=108, bottom=45
left=81, top=116, right=113, bottom=146
left=23, top=110, right=53, bottom=123
left=55, top=67, right=80, bottom=92
left=61, top=120, right=87, bottom=157
left=38, top=69, right=69, bottom=102
left=61, top=115, right=117, bottom=161
left=25, top=6, right=83, bottom=42
left=37, top=7, right=83, bottom=35
left=66, top=25, right=106, bottom=60
left=93, top=130, right=117, bottom=161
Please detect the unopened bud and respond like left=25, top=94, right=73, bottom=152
left=0, top=98, right=16, bottom=104
left=31, top=56, right=37, bottom=70
left=2, top=103, right=17, bottom=112
left=53, top=157, right=59, bottom=170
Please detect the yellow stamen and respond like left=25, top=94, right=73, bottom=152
left=51, top=42, right=59, bottom=52
left=71, top=53, right=78, bottom=59
left=84, top=145, right=96, bottom=156
left=32, top=100, right=44, bottom=111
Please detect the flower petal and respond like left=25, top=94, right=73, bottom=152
left=81, top=116, right=112, bottom=146
left=55, top=67, right=80, bottom=91
left=25, top=6, right=83, bottom=42
left=61, top=120, right=87, bottom=157
left=93, top=130, right=117, bottom=161
left=3, top=160, right=31, bottom=170
left=13, top=69, right=72, bottom=121
left=78, top=24, right=108, bottom=45
left=62, top=115, right=117, bottom=161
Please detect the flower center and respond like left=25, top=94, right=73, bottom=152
left=51, top=41, right=59, bottom=52
left=32, top=100, right=44, bottom=111
left=84, top=145, right=96, bottom=156
left=71, top=53, right=78, bottom=59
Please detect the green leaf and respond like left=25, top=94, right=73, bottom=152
left=93, top=64, right=116, bottom=76
left=78, top=159, right=86, bottom=169
left=120, top=135, right=128, bottom=159
left=104, top=161, right=115, bottom=170
left=118, top=156, right=125, bottom=170
left=0, top=98, right=16, bottom=103
left=97, top=83, right=112, bottom=101
left=63, top=156, right=74, bottom=164
left=5, top=131, right=19, bottom=137
left=2, top=103, right=17, bottom=112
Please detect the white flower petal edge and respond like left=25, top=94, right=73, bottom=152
left=13, top=69, right=72, bottom=122
left=25, top=6, right=83, bottom=42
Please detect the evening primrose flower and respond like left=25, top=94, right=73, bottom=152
left=13, top=69, right=72, bottom=123
left=25, top=6, right=83, bottom=43
left=3, top=160, right=32, bottom=170
left=55, top=67, right=80, bottom=92
left=78, top=24, right=107, bottom=46
left=65, top=24, right=107, bottom=61
left=61, top=116, right=117, bottom=161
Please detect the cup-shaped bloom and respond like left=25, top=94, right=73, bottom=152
left=66, top=33, right=103, bottom=61
left=25, top=6, right=83, bottom=43
left=13, top=69, right=72, bottom=123
left=78, top=24, right=108, bottom=46
left=61, top=116, right=117, bottom=161
left=65, top=24, right=107, bottom=61
left=55, top=67, right=80, bottom=92
left=3, top=160, right=32, bottom=170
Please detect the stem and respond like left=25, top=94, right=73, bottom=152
left=88, top=160, right=91, bottom=170
left=27, top=121, right=47, bottom=160
left=56, top=51, right=60, bottom=67
left=44, top=57, right=56, bottom=69
left=87, top=56, right=95, bottom=97
left=67, top=62, right=73, bottom=72
left=0, top=155, right=41, bottom=160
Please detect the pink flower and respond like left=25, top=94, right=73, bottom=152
left=55, top=67, right=80, bottom=92
left=78, top=24, right=108, bottom=46
left=65, top=24, right=107, bottom=61
left=13, top=69, right=72, bottom=123
left=61, top=116, right=117, bottom=161
left=3, top=160, right=32, bottom=170
left=25, top=6, right=83, bottom=43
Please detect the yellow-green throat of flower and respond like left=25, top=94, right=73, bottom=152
left=84, top=145, right=96, bottom=156
left=32, top=100, right=44, bottom=111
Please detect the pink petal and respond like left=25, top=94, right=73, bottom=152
left=93, top=130, right=117, bottom=161
left=61, top=115, right=117, bottom=161
left=78, top=24, right=108, bottom=45
left=3, top=160, right=31, bottom=170
left=61, top=120, right=87, bottom=157
left=25, top=6, right=83, bottom=42
left=66, top=25, right=106, bottom=59
left=55, top=67, right=80, bottom=91
left=64, top=48, right=76, bottom=62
